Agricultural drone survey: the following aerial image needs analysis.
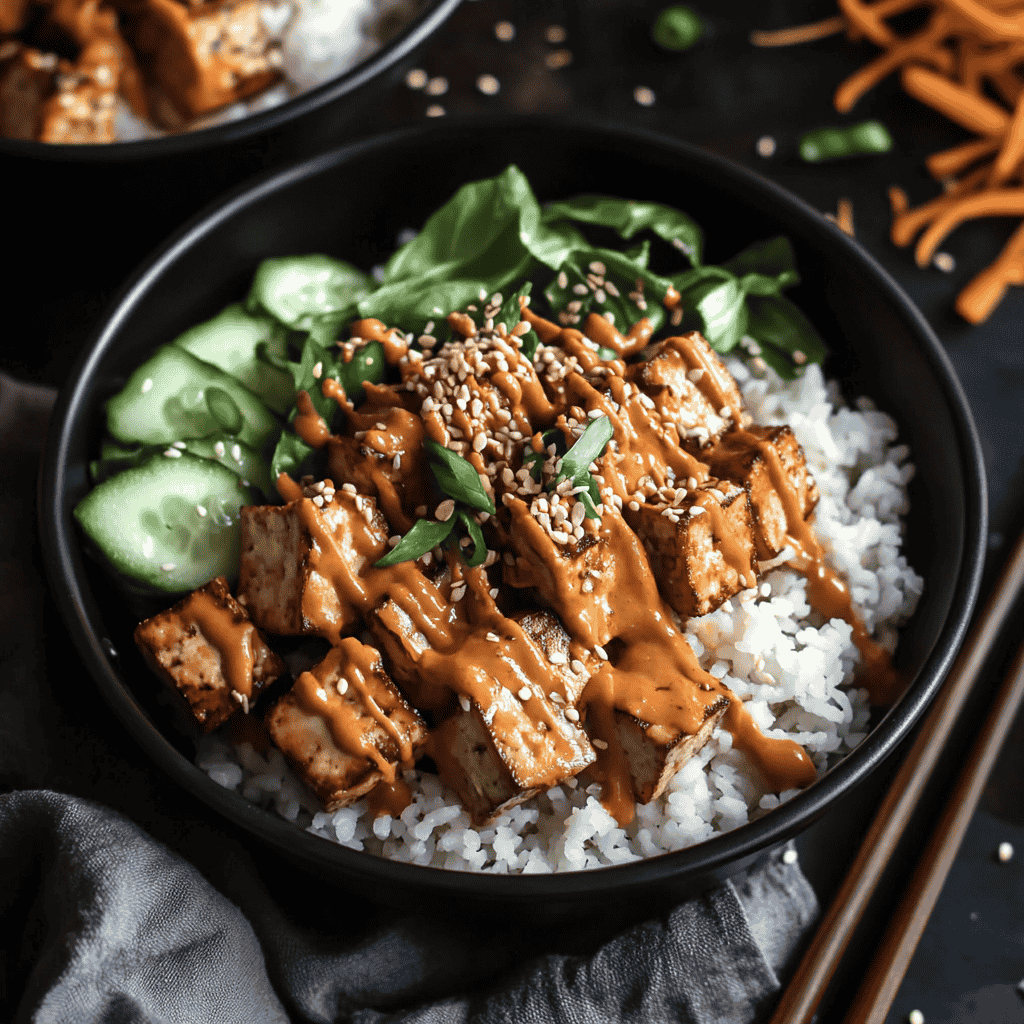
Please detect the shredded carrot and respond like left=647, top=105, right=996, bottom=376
left=837, top=197, right=856, bottom=235
left=956, top=220, right=1024, bottom=319
left=925, top=136, right=1000, bottom=178
left=749, top=15, right=847, bottom=46
left=760, top=0, right=1024, bottom=320
left=889, top=184, right=910, bottom=215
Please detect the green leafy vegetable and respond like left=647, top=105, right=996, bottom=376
left=425, top=439, right=496, bottom=515
left=542, top=195, right=703, bottom=266
left=651, top=4, right=704, bottom=51
left=556, top=415, right=614, bottom=490
left=247, top=255, right=374, bottom=331
left=799, top=121, right=893, bottom=162
left=457, top=511, right=488, bottom=567
left=375, top=517, right=457, bottom=568
left=745, top=293, right=827, bottom=380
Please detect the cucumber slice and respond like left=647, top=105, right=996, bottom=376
left=74, top=451, right=257, bottom=595
left=183, top=434, right=274, bottom=498
left=105, top=344, right=280, bottom=452
left=173, top=303, right=296, bottom=415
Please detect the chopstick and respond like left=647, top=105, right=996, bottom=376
left=768, top=527, right=1024, bottom=1024
left=841, top=630, right=1024, bottom=1023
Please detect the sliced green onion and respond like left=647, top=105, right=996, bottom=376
left=425, top=438, right=496, bottom=514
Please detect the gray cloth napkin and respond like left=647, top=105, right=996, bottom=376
left=0, top=790, right=817, bottom=1024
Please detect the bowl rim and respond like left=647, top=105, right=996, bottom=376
left=38, top=112, right=988, bottom=899
left=0, top=0, right=461, bottom=162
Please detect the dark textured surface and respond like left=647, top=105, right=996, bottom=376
left=2, top=0, right=1024, bottom=1020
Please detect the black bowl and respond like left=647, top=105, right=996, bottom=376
left=1, top=0, right=460, bottom=384
left=39, top=114, right=987, bottom=916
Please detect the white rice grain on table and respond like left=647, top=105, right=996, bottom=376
left=196, top=356, right=924, bottom=873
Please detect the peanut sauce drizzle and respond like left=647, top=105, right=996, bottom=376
left=274, top=294, right=896, bottom=825
left=291, top=639, right=416, bottom=783
left=180, top=587, right=257, bottom=699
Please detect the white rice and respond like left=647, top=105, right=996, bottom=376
left=113, top=0, right=417, bottom=142
left=195, top=354, right=924, bottom=872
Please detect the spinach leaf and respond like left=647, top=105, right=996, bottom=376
left=375, top=517, right=457, bottom=568
left=425, top=439, right=496, bottom=514
left=720, top=236, right=799, bottom=285
left=677, top=275, right=749, bottom=352
left=339, top=340, right=386, bottom=398
left=270, top=429, right=316, bottom=488
left=746, top=293, right=827, bottom=380
left=542, top=195, right=703, bottom=266
left=247, top=255, right=375, bottom=331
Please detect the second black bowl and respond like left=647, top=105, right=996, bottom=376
left=39, top=114, right=987, bottom=916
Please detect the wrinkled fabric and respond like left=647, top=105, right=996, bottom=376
left=0, top=790, right=817, bottom=1024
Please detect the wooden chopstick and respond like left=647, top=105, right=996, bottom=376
left=842, top=631, right=1024, bottom=1023
left=769, top=528, right=1024, bottom=1024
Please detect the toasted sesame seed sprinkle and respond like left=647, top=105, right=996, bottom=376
left=565, top=708, right=580, bottom=722
left=141, top=378, right=153, bottom=393
left=343, top=483, right=357, bottom=494
left=337, top=679, right=348, bottom=696
left=460, top=694, right=471, bottom=712
left=756, top=135, right=777, bottom=158
left=425, top=76, right=448, bottom=95
left=405, top=68, right=427, bottom=89
left=231, top=444, right=243, bottom=463
left=782, top=848, right=799, bottom=865
left=549, top=651, right=569, bottom=665
left=161, top=563, right=176, bottom=571
left=195, top=505, right=207, bottom=517
left=518, top=686, right=531, bottom=701
left=998, top=841, right=1014, bottom=862
left=436, top=499, right=456, bottom=522
left=545, top=24, right=566, bottom=42
left=477, top=74, right=500, bottom=95
left=316, top=687, right=328, bottom=702
left=592, top=738, right=609, bottom=750
left=494, top=20, right=514, bottom=41
left=425, top=104, right=445, bottom=118
left=164, top=448, right=182, bottom=458
left=594, top=645, right=608, bottom=661
left=633, top=85, right=656, bottom=106
left=313, top=361, right=323, bottom=378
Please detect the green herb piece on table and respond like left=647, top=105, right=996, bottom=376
left=799, top=121, right=893, bottom=162
left=652, top=5, right=704, bottom=51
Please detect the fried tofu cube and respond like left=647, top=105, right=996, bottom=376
left=629, top=332, right=743, bottom=446
left=626, top=482, right=758, bottom=618
left=134, top=575, right=285, bottom=732
left=613, top=697, right=729, bottom=803
left=124, top=0, right=281, bottom=125
left=431, top=672, right=595, bottom=826
left=267, top=638, right=428, bottom=811
left=239, top=489, right=388, bottom=642
left=513, top=609, right=589, bottom=705
left=705, top=425, right=819, bottom=558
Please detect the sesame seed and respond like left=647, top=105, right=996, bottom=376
left=592, top=738, right=609, bottom=750
left=161, top=563, right=176, bottom=571
left=477, top=74, right=500, bottom=95
left=933, top=252, right=955, bottom=273
left=312, top=495, right=324, bottom=507
left=494, top=20, right=515, bottom=41
left=141, top=378, right=153, bottom=393
left=195, top=505, right=207, bottom=517
left=549, top=651, right=569, bottom=665
left=338, top=679, right=348, bottom=696
left=405, top=68, right=427, bottom=89
left=425, top=104, right=445, bottom=118
left=425, top=76, right=448, bottom=95
left=571, top=660, right=586, bottom=675
left=545, top=24, right=566, bottom=43
left=782, top=848, right=799, bottom=865
left=451, top=585, right=466, bottom=602
left=633, top=85, right=656, bottom=106
left=313, top=361, right=323, bottom=378
left=231, top=444, right=243, bottom=463
left=594, top=645, right=608, bottom=661
left=436, top=499, right=456, bottom=521
left=690, top=506, right=706, bottom=516
left=486, top=632, right=500, bottom=642
left=565, top=708, right=580, bottom=722
left=518, top=686, right=531, bottom=701
left=998, top=841, right=1014, bottom=862
left=316, top=687, right=328, bottom=702
left=756, top=135, right=777, bottom=158
left=793, top=350, right=807, bottom=365
left=460, top=694, right=471, bottom=712
left=163, top=448, right=182, bottom=458
left=343, top=483, right=357, bottom=494
left=908, top=1012, right=925, bottom=1024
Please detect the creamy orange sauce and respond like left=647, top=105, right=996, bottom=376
left=267, top=302, right=898, bottom=826
left=181, top=586, right=256, bottom=699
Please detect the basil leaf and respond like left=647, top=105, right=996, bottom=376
left=375, top=517, right=457, bottom=568
left=286, top=340, right=343, bottom=420
left=457, top=511, right=488, bottom=567
left=556, top=415, right=614, bottom=488
left=542, top=195, right=704, bottom=267
left=247, top=255, right=375, bottom=330
left=746, top=293, right=827, bottom=379
left=425, top=439, right=496, bottom=514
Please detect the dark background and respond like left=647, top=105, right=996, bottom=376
left=2, top=1, right=1023, bottom=1021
